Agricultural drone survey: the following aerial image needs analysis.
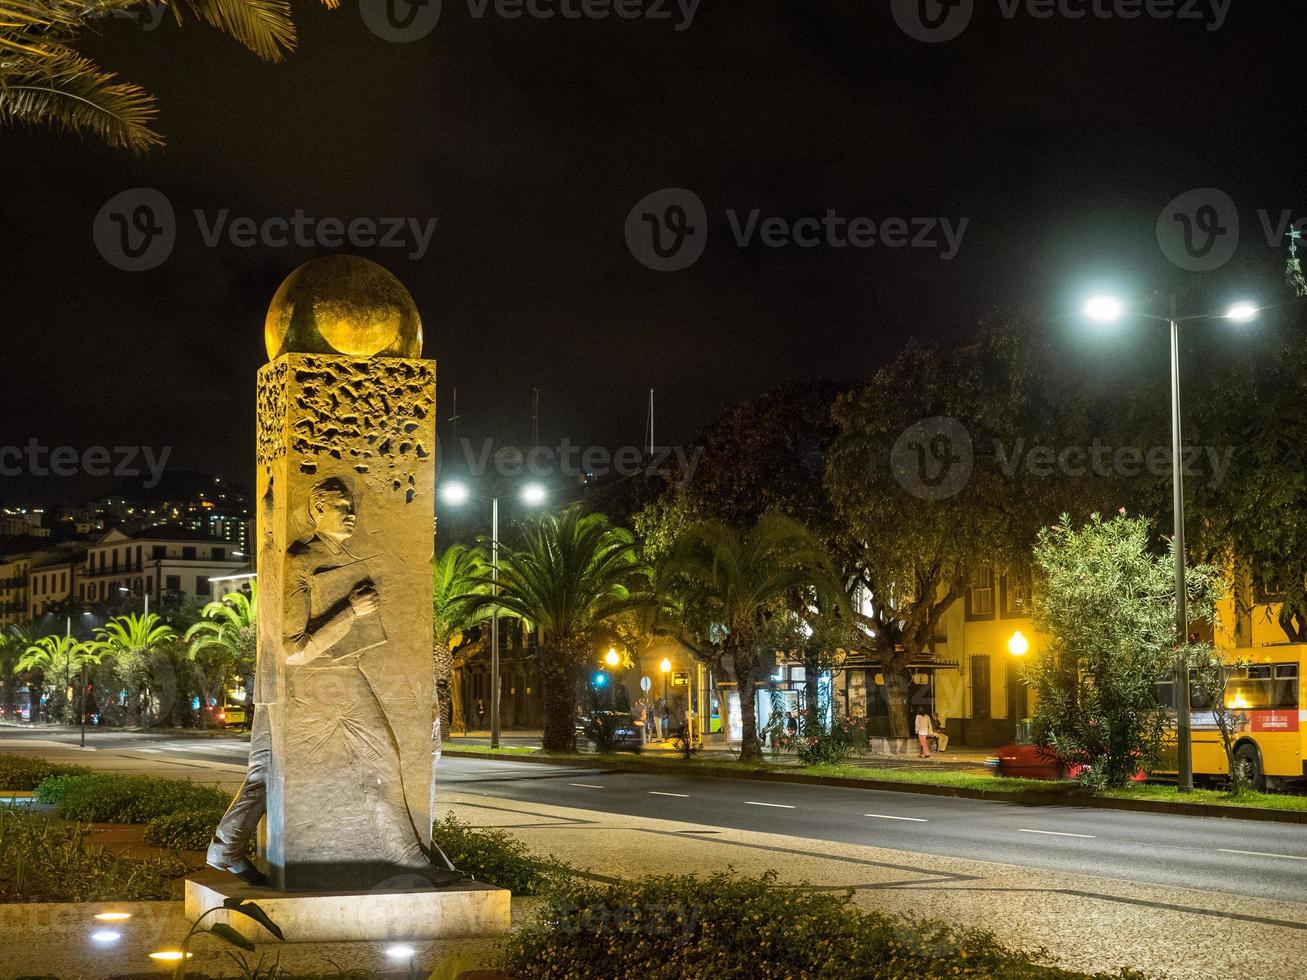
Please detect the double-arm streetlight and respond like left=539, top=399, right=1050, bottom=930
left=439, top=479, right=547, bottom=749
left=1083, top=294, right=1259, bottom=792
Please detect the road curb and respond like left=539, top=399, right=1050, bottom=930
left=441, top=750, right=1307, bottom=825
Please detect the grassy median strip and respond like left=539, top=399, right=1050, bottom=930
left=442, top=747, right=1307, bottom=814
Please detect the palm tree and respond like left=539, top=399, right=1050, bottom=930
left=89, top=613, right=176, bottom=726
left=665, top=513, right=842, bottom=763
left=0, top=623, right=37, bottom=719
left=17, top=633, right=99, bottom=723
left=0, top=0, right=338, bottom=152
left=184, top=583, right=256, bottom=721
left=478, top=511, right=652, bottom=752
left=432, top=544, right=490, bottom=742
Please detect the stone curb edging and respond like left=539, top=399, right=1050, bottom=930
left=441, top=749, right=1307, bottom=825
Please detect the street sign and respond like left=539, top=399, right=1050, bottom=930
left=640, top=675, right=651, bottom=693
left=672, top=671, right=689, bottom=687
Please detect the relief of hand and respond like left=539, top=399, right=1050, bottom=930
left=349, top=583, right=381, bottom=617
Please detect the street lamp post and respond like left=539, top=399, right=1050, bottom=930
left=1007, top=630, right=1029, bottom=743
left=1084, top=295, right=1259, bottom=792
left=441, top=480, right=547, bottom=750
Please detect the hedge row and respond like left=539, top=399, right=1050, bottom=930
left=0, top=753, right=89, bottom=791
left=35, top=772, right=231, bottom=823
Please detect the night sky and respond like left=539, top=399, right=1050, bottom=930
left=2, top=1, right=1303, bottom=506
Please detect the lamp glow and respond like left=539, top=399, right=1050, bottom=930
left=604, top=648, right=620, bottom=667
left=386, top=944, right=416, bottom=961
left=593, top=671, right=607, bottom=687
left=91, top=930, right=121, bottom=944
left=1225, top=302, right=1258, bottom=323
left=659, top=658, right=672, bottom=673
left=93, top=912, right=132, bottom=922
left=521, top=483, right=547, bottom=506
left=1084, top=296, right=1125, bottom=323
left=1008, top=631, right=1029, bottom=657
left=440, top=482, right=470, bottom=505
left=149, top=951, right=191, bottom=962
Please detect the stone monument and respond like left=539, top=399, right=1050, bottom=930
left=186, top=255, right=509, bottom=943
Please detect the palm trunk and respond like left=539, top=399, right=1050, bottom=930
left=433, top=641, right=454, bottom=747
left=540, top=643, right=577, bottom=753
left=738, top=672, right=762, bottom=763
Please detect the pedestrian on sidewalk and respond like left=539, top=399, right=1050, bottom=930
left=654, top=696, right=667, bottom=739
left=476, top=697, right=486, bottom=730
left=914, top=710, right=933, bottom=758
left=931, top=713, right=949, bottom=753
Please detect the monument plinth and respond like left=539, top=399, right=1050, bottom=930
left=191, top=256, right=508, bottom=942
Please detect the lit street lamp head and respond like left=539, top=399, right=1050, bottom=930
left=1225, top=302, right=1259, bottom=323
left=1008, top=631, right=1029, bottom=657
left=1084, top=296, right=1125, bottom=323
left=521, top=483, right=547, bottom=506
left=440, top=481, right=470, bottom=505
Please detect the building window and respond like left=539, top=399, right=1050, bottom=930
left=152, top=545, right=166, bottom=559
left=182, top=546, right=197, bottom=561
left=135, top=545, right=142, bottom=569
left=166, top=575, right=182, bottom=593
left=196, top=578, right=211, bottom=597
left=1000, top=572, right=1030, bottom=618
left=965, top=567, right=995, bottom=620
left=213, top=547, right=225, bottom=561
left=60, top=571, right=66, bottom=592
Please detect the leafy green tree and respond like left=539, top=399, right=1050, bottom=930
left=183, top=583, right=256, bottom=722
left=664, top=513, right=841, bottom=763
left=17, top=633, right=99, bottom=723
left=0, top=0, right=337, bottom=152
left=479, top=512, right=651, bottom=752
left=825, top=322, right=1073, bottom=739
left=1027, top=513, right=1223, bottom=790
left=433, top=544, right=491, bottom=741
left=89, top=613, right=176, bottom=726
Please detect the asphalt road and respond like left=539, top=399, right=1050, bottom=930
left=7, top=727, right=1307, bottom=906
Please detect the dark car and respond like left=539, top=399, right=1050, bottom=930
left=577, top=710, right=644, bottom=753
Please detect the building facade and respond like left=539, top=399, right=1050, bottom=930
left=76, top=528, right=247, bottom=608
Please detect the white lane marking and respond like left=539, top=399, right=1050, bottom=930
left=568, top=783, right=604, bottom=789
left=745, top=801, right=796, bottom=809
left=865, top=813, right=928, bottom=822
left=648, top=791, right=690, bottom=798
left=1017, top=828, right=1095, bottom=839
left=1219, top=848, right=1307, bottom=862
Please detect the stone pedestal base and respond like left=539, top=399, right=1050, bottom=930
left=184, top=870, right=511, bottom=944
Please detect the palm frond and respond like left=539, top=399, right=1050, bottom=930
left=0, top=50, right=161, bottom=151
left=178, top=0, right=297, bottom=62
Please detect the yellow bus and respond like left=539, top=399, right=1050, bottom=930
left=1159, top=644, right=1304, bottom=791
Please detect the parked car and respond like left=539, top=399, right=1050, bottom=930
left=577, top=710, right=644, bottom=753
left=989, top=728, right=1145, bottom=782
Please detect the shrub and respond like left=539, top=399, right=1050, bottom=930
left=794, top=712, right=868, bottom=767
left=432, top=814, right=570, bottom=895
left=503, top=870, right=1148, bottom=979
left=143, top=807, right=228, bottom=851
left=0, top=807, right=194, bottom=902
left=0, top=753, right=89, bottom=791
left=35, top=772, right=231, bottom=823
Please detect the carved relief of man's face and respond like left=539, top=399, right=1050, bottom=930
left=311, top=488, right=356, bottom=543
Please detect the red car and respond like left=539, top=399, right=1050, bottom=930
left=989, top=740, right=1146, bottom=782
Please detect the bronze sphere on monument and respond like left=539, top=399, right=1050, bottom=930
left=264, top=254, right=423, bottom=360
